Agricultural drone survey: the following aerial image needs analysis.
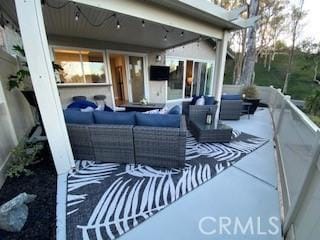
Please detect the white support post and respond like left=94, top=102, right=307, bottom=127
left=14, top=0, right=75, bottom=174
left=213, top=31, right=230, bottom=126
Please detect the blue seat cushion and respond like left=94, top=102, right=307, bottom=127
left=136, top=113, right=180, bottom=128
left=190, top=95, right=202, bottom=105
left=93, top=111, right=135, bottom=125
left=64, top=109, right=94, bottom=124
left=67, top=100, right=97, bottom=109
left=221, top=94, right=241, bottom=100
left=168, top=105, right=180, bottom=115
left=204, top=96, right=215, bottom=105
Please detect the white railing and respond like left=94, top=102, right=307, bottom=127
left=223, top=84, right=320, bottom=240
left=268, top=87, right=320, bottom=240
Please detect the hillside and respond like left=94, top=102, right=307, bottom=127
left=224, top=53, right=320, bottom=100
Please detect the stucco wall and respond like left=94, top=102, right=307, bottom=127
left=0, top=49, right=34, bottom=187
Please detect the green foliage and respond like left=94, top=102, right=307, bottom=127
left=305, top=90, right=320, bottom=116
left=8, top=45, right=63, bottom=91
left=224, top=53, right=320, bottom=100
left=6, top=140, right=43, bottom=178
left=8, top=69, right=30, bottom=91
left=242, top=85, right=259, bottom=99
left=12, top=44, right=25, bottom=57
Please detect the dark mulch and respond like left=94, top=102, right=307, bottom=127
left=0, top=145, right=57, bottom=240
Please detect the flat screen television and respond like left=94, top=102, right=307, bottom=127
left=150, top=65, right=170, bottom=81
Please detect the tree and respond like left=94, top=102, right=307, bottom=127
left=300, top=40, right=320, bottom=81
left=283, top=0, right=306, bottom=93
left=240, top=0, right=260, bottom=86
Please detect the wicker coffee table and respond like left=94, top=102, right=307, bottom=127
left=189, top=120, right=233, bottom=143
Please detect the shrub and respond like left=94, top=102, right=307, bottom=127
left=6, top=140, right=43, bottom=178
left=241, top=85, right=259, bottom=99
left=305, top=90, right=320, bottom=116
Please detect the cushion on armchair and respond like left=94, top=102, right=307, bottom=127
left=135, top=113, right=180, bottom=128
left=221, top=94, right=241, bottom=100
left=190, top=95, right=202, bottom=105
left=204, top=96, right=215, bottom=105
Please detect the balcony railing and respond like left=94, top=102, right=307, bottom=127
left=223, top=84, right=320, bottom=240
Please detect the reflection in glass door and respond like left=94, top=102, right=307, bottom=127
left=193, top=62, right=214, bottom=96
left=128, top=56, right=145, bottom=102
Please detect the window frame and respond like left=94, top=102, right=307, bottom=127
left=50, top=45, right=109, bottom=86
left=165, top=56, right=215, bottom=102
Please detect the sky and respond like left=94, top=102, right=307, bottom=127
left=291, top=0, right=320, bottom=42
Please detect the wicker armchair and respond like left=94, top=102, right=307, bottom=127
left=182, top=101, right=218, bottom=123
left=133, top=116, right=187, bottom=168
left=219, top=100, right=243, bottom=120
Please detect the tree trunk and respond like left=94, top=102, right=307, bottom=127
left=240, top=0, right=259, bottom=86
left=314, top=62, right=319, bottom=81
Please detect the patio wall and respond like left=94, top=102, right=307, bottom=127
left=0, top=49, right=34, bottom=187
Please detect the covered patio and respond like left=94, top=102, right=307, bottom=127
left=2, top=0, right=276, bottom=239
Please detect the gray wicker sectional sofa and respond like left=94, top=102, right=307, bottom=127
left=64, top=110, right=187, bottom=168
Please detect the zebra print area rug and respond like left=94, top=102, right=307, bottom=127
left=66, top=130, right=267, bottom=240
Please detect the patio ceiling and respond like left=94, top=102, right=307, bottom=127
left=1, top=0, right=207, bottom=50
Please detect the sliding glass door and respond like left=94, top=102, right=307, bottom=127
left=167, top=59, right=185, bottom=100
left=193, top=62, right=214, bottom=96
left=128, top=56, right=145, bottom=102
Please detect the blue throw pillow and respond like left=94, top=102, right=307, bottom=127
left=204, top=96, right=215, bottom=105
left=168, top=105, right=180, bottom=115
left=221, top=94, right=241, bottom=100
left=136, top=113, right=180, bottom=128
left=93, top=111, right=135, bottom=125
left=63, top=109, right=94, bottom=124
left=104, top=105, right=114, bottom=112
left=190, top=95, right=202, bottom=105
left=67, top=100, right=97, bottom=109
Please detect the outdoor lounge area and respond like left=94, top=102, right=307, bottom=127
left=0, top=0, right=320, bottom=240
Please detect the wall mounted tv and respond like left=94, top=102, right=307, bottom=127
left=149, top=65, right=170, bottom=81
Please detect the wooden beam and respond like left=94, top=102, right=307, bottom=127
left=14, top=0, right=75, bottom=174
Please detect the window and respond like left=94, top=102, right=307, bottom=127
left=166, top=57, right=214, bottom=100
left=53, top=48, right=106, bottom=84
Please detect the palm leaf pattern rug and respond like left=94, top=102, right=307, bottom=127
left=66, top=130, right=267, bottom=240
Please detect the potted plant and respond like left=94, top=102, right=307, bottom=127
left=241, top=85, right=260, bottom=114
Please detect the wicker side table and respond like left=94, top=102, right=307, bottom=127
left=189, top=120, right=233, bottom=143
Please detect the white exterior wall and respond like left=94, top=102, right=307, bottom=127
left=148, top=41, right=216, bottom=104
left=0, top=49, right=34, bottom=187
left=58, top=85, right=114, bottom=108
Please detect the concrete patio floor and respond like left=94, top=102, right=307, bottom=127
left=118, top=108, right=283, bottom=240
left=57, top=108, right=283, bottom=240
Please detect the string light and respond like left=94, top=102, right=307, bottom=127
left=74, top=7, right=80, bottom=21
left=141, top=20, right=145, bottom=27
left=116, top=20, right=121, bottom=29
left=180, top=31, right=184, bottom=37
